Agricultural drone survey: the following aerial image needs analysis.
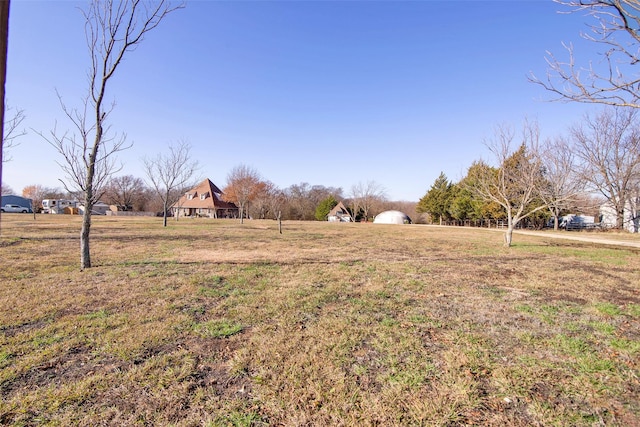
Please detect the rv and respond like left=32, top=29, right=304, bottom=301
left=42, top=199, right=78, bottom=214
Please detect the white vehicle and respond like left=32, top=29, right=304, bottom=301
left=42, top=199, right=78, bottom=214
left=1, top=204, right=30, bottom=213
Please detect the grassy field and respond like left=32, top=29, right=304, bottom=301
left=0, top=214, right=638, bottom=426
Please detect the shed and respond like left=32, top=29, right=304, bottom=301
left=1, top=195, right=33, bottom=211
left=328, top=201, right=351, bottom=222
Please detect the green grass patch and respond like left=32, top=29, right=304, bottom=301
left=194, top=320, right=243, bottom=338
left=610, top=338, right=640, bottom=354
left=626, top=304, right=640, bottom=317
left=594, top=302, right=622, bottom=316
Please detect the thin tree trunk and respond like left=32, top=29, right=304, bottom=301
left=80, top=206, right=92, bottom=268
left=163, top=200, right=168, bottom=227
left=80, top=191, right=93, bottom=269
left=504, top=214, right=514, bottom=247
left=81, top=146, right=99, bottom=269
left=504, top=225, right=514, bottom=247
left=278, top=210, right=282, bottom=234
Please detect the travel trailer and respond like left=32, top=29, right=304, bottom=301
left=42, top=199, right=78, bottom=214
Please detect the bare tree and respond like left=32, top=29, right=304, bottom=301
left=279, top=183, right=343, bottom=221
left=39, top=0, right=181, bottom=268
left=282, top=183, right=313, bottom=220
left=266, top=185, right=287, bottom=220
left=569, top=107, right=640, bottom=229
left=469, top=121, right=548, bottom=246
left=249, top=180, right=279, bottom=219
left=531, top=0, right=640, bottom=108
left=1, top=182, right=13, bottom=196
left=21, top=184, right=51, bottom=218
left=539, top=135, right=585, bottom=230
left=143, top=141, right=198, bottom=227
left=103, top=175, right=146, bottom=210
left=222, top=164, right=262, bottom=224
left=350, top=180, right=386, bottom=222
left=2, top=107, right=26, bottom=163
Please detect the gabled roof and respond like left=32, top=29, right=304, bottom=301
left=172, top=179, right=238, bottom=210
left=328, top=201, right=349, bottom=217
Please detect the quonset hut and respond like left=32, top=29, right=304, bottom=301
left=373, top=210, right=412, bottom=225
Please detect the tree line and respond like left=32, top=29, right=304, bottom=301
left=417, top=109, right=640, bottom=245
left=15, top=163, right=416, bottom=224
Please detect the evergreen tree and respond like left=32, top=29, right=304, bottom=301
left=315, top=195, right=338, bottom=221
left=416, top=172, right=453, bottom=224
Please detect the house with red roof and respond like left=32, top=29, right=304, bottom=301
left=171, top=179, right=239, bottom=219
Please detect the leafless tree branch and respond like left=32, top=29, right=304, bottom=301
left=2, top=107, right=26, bottom=163
left=530, top=0, right=640, bottom=108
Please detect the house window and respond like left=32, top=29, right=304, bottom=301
left=200, top=192, right=209, bottom=200
left=187, top=193, right=194, bottom=200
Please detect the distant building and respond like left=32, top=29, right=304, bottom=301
left=327, top=201, right=352, bottom=222
left=1, top=195, right=33, bottom=212
left=373, top=210, right=412, bottom=225
left=42, top=199, right=78, bottom=214
left=600, top=200, right=639, bottom=233
left=78, top=201, right=110, bottom=216
left=171, top=179, right=239, bottom=218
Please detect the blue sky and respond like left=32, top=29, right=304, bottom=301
left=5, top=0, right=601, bottom=201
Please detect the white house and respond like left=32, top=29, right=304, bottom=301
left=78, top=201, right=110, bottom=215
left=600, top=200, right=639, bottom=233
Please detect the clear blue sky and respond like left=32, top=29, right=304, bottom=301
left=5, top=0, right=600, bottom=201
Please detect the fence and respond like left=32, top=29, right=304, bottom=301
left=105, top=211, right=157, bottom=217
left=439, top=219, right=543, bottom=229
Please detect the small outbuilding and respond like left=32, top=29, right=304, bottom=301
left=1, top=195, right=33, bottom=211
left=328, top=201, right=352, bottom=222
left=373, top=210, right=412, bottom=225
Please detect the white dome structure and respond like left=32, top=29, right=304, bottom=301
left=373, top=210, right=412, bottom=225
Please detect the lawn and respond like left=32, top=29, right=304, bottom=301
left=0, top=215, right=638, bottom=426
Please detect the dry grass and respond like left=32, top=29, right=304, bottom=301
left=0, top=214, right=638, bottom=426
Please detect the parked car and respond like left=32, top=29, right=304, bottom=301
left=1, top=204, right=30, bottom=213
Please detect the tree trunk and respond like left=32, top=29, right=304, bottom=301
left=504, top=214, right=514, bottom=247
left=80, top=130, right=100, bottom=269
left=80, top=193, right=95, bottom=269
left=163, top=206, right=168, bottom=227
left=240, top=203, right=244, bottom=224
left=504, top=225, right=514, bottom=247
left=551, top=206, right=560, bottom=231
left=80, top=180, right=94, bottom=269
left=617, top=207, right=625, bottom=230
left=278, top=210, right=282, bottom=234
left=80, top=205, right=92, bottom=269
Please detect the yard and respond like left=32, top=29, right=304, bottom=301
left=0, top=215, right=638, bottom=426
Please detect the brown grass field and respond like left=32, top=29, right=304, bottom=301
left=0, top=214, right=638, bottom=426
